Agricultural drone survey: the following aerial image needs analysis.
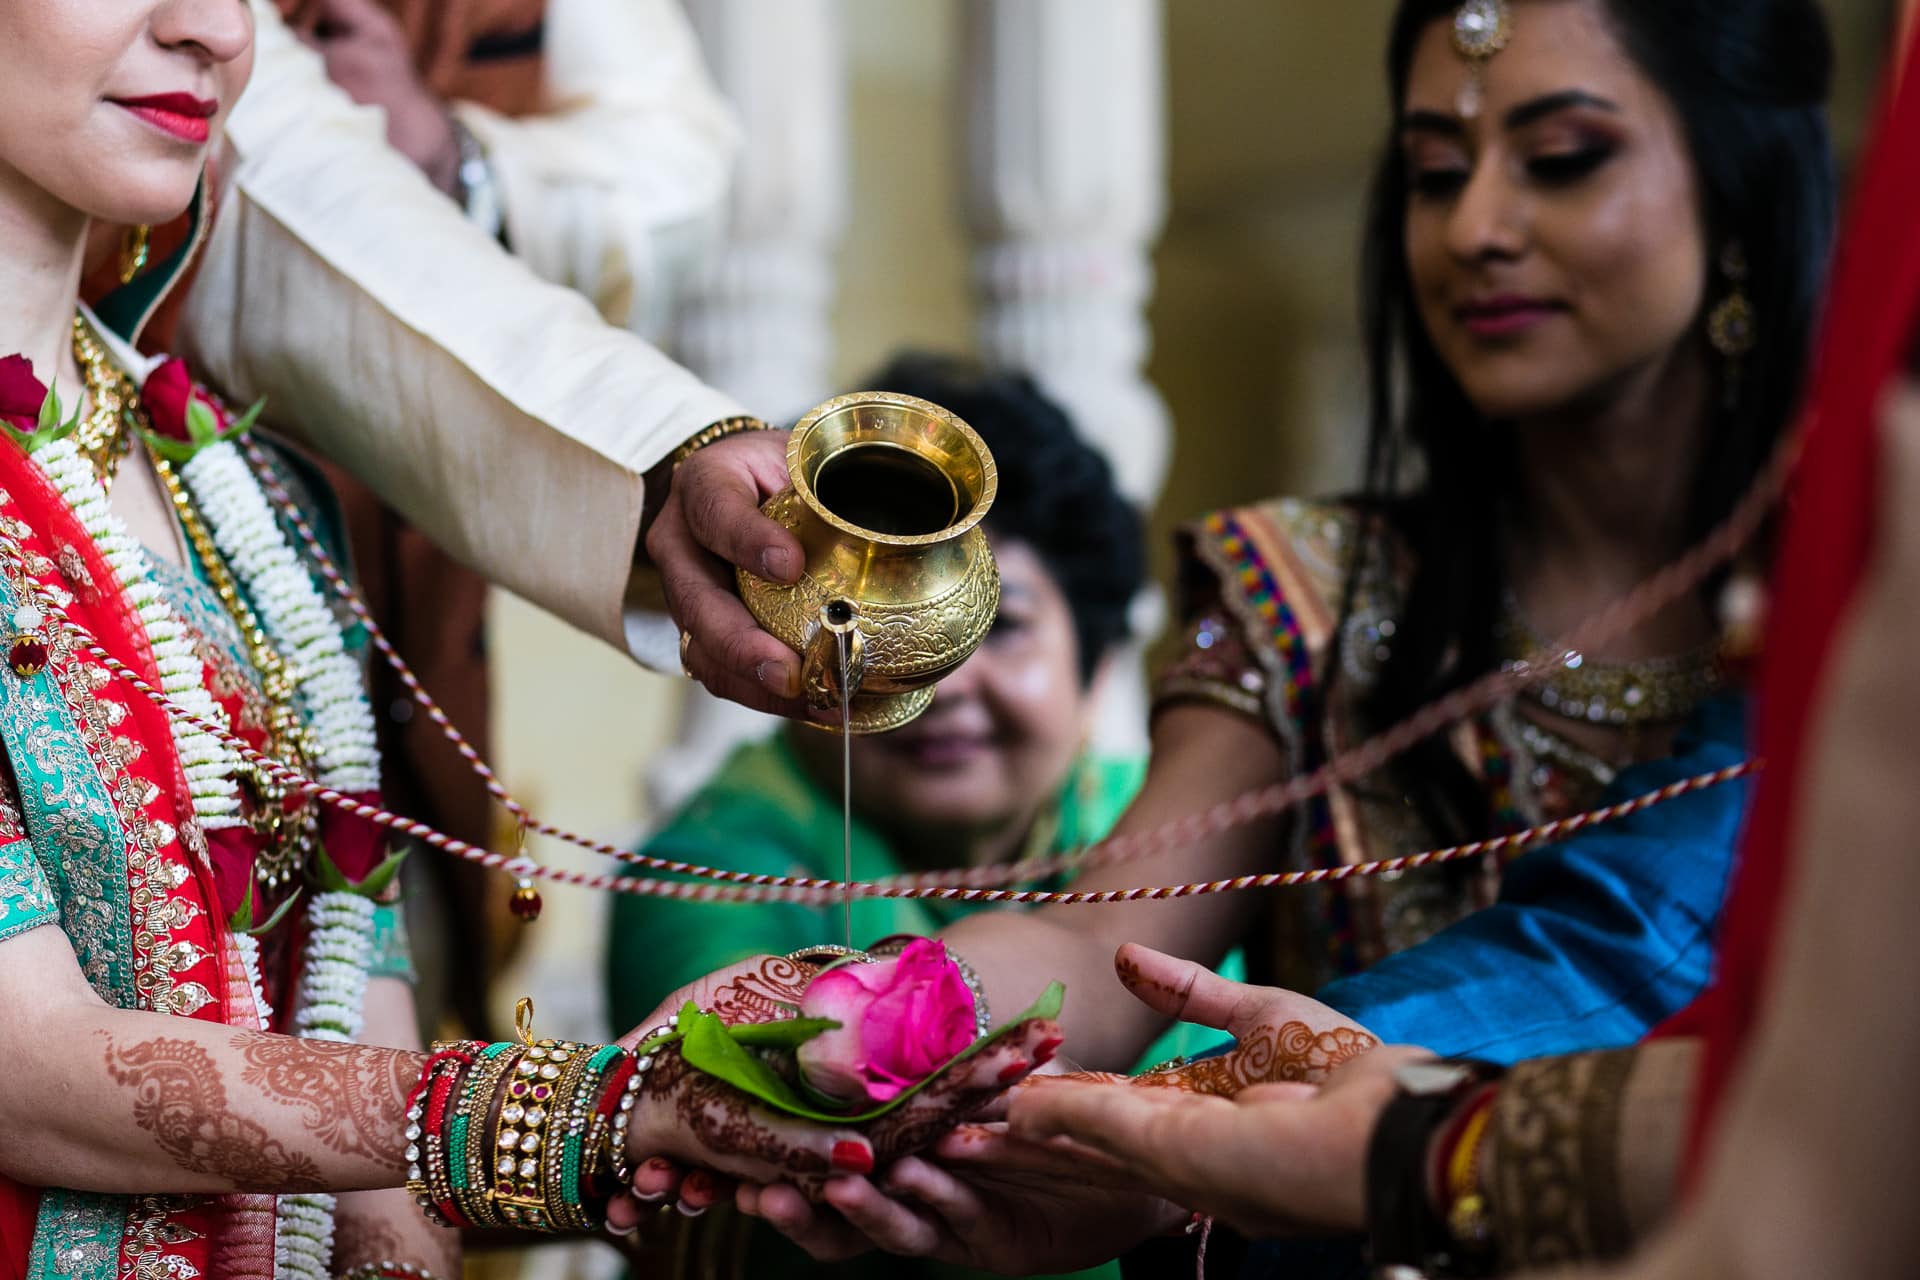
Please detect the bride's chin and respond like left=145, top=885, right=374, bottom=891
left=75, top=161, right=205, bottom=230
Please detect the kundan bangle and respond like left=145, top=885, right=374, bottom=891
left=454, top=1041, right=524, bottom=1228
left=668, top=416, right=781, bottom=473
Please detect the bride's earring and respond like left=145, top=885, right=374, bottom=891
left=118, top=225, right=152, bottom=285
left=1708, top=241, right=1756, bottom=407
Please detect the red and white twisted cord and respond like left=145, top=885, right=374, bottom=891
left=28, top=571, right=1753, bottom=906
left=238, top=428, right=1792, bottom=893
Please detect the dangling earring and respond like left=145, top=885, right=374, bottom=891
left=1707, top=242, right=1755, bottom=407
left=118, top=225, right=152, bottom=285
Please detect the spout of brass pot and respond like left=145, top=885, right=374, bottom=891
left=800, top=599, right=868, bottom=711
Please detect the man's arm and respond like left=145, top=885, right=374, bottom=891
left=182, top=1, right=743, bottom=655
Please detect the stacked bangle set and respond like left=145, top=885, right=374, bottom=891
left=403, top=1002, right=662, bottom=1233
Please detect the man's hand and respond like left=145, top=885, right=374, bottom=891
left=644, top=431, right=814, bottom=717
left=291, top=0, right=461, bottom=194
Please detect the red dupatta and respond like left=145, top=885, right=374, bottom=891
left=1661, top=30, right=1920, bottom=1176
left=0, top=434, right=266, bottom=1280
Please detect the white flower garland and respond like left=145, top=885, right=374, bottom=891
left=180, top=443, right=380, bottom=792
left=176, top=442, right=387, bottom=1280
left=36, top=438, right=243, bottom=828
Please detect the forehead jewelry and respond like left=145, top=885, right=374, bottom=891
left=1452, top=0, right=1513, bottom=119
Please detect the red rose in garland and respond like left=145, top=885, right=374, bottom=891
left=139, top=356, right=262, bottom=462
left=0, top=354, right=79, bottom=450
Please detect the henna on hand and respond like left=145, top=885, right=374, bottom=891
left=702, top=955, right=819, bottom=1025
left=1134, top=1022, right=1379, bottom=1097
left=238, top=1036, right=415, bottom=1163
left=104, top=1034, right=328, bottom=1192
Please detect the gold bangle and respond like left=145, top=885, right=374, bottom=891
left=668, top=415, right=781, bottom=473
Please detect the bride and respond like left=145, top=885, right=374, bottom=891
left=0, top=5, right=1052, bottom=1278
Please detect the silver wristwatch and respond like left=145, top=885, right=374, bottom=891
left=450, top=115, right=504, bottom=244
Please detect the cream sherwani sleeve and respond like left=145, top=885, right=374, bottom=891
left=454, top=0, right=740, bottom=338
left=179, top=0, right=743, bottom=660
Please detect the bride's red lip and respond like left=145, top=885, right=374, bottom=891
left=110, top=94, right=218, bottom=144
left=112, top=93, right=218, bottom=117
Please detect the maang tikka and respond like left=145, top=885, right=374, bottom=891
left=1452, top=0, right=1513, bottom=119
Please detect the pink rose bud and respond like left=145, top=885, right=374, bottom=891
left=796, top=939, right=979, bottom=1107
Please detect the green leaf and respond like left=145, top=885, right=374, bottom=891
left=244, top=886, right=303, bottom=937
left=675, top=981, right=1068, bottom=1123
left=726, top=1017, right=840, bottom=1050
left=135, top=425, right=200, bottom=465
left=311, top=841, right=409, bottom=898
left=227, top=877, right=256, bottom=932
left=186, top=398, right=220, bottom=445
left=36, top=381, right=63, bottom=434
left=221, top=398, right=266, bottom=439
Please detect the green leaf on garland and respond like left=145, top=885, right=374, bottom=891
left=244, top=886, right=303, bottom=937
left=675, top=981, right=1067, bottom=1123
left=227, top=877, right=256, bottom=933
left=36, top=382, right=63, bottom=435
left=225, top=397, right=265, bottom=439
left=311, top=841, right=409, bottom=898
left=185, top=398, right=220, bottom=446
left=135, top=426, right=200, bottom=465
left=22, top=380, right=81, bottom=453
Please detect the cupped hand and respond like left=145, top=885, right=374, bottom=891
left=611, top=954, right=1063, bottom=1216
left=644, top=430, right=820, bottom=717
left=1111, top=942, right=1378, bottom=1094
left=996, top=943, right=1418, bottom=1239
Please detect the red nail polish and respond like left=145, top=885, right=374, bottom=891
left=1033, top=1037, right=1063, bottom=1064
left=998, top=1059, right=1031, bottom=1083
left=832, top=1141, right=874, bottom=1174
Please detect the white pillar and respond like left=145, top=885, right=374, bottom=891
left=676, top=0, right=849, bottom=424
left=962, top=0, right=1171, bottom=753
left=657, top=0, right=852, bottom=817
left=961, top=0, right=1170, bottom=506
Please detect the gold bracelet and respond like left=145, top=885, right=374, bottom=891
left=668, top=415, right=781, bottom=472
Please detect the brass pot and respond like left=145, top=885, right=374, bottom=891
left=737, top=391, right=1000, bottom=733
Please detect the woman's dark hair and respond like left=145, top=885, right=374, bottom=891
left=855, top=352, right=1145, bottom=684
left=1345, top=0, right=1835, bottom=838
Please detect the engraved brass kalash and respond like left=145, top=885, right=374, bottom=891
left=737, top=392, right=1000, bottom=734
